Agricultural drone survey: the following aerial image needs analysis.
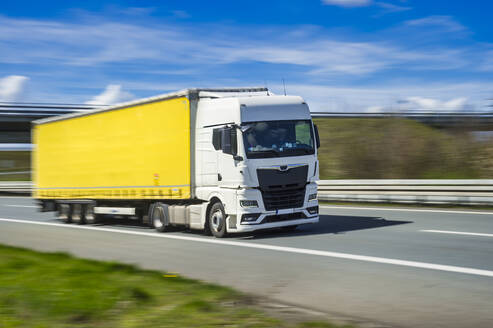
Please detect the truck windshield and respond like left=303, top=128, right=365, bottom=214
left=242, top=120, right=315, bottom=158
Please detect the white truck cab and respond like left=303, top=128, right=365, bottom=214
left=194, top=90, right=320, bottom=237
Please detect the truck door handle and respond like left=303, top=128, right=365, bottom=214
left=218, top=174, right=222, bottom=181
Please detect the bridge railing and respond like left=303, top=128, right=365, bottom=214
left=0, top=181, right=33, bottom=194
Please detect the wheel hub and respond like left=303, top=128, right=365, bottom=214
left=211, top=210, right=223, bottom=232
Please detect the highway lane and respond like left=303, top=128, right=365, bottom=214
left=0, top=197, right=492, bottom=328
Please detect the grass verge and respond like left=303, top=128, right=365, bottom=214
left=0, top=244, right=348, bottom=328
left=313, top=118, right=493, bottom=179
left=0, top=151, right=30, bottom=181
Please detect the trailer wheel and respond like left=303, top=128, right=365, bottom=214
left=57, top=203, right=71, bottom=223
left=71, top=204, right=84, bottom=224
left=208, top=202, right=227, bottom=238
left=83, top=204, right=99, bottom=224
left=150, top=202, right=170, bottom=232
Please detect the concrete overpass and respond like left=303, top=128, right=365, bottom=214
left=0, top=103, right=96, bottom=147
left=2, top=104, right=493, bottom=147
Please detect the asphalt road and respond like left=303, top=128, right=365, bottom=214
left=1, top=196, right=492, bottom=328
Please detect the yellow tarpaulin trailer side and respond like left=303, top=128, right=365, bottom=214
left=33, top=97, right=191, bottom=200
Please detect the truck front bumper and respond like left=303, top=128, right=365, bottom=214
left=231, top=216, right=319, bottom=233
left=231, top=183, right=319, bottom=233
left=228, top=207, right=319, bottom=233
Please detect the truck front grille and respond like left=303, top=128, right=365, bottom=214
left=261, top=187, right=306, bottom=211
left=257, top=165, right=308, bottom=211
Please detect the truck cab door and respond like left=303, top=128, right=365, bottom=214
left=214, top=126, right=241, bottom=188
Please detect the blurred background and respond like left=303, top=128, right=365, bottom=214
left=1, top=0, right=493, bottom=181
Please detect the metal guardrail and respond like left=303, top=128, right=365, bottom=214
left=0, top=171, right=30, bottom=176
left=0, top=181, right=33, bottom=194
left=2, top=180, right=493, bottom=205
left=317, top=180, right=493, bottom=205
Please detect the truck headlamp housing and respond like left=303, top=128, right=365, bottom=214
left=241, top=213, right=261, bottom=223
left=308, top=193, right=317, bottom=201
left=240, top=200, right=258, bottom=208
left=307, top=206, right=319, bottom=215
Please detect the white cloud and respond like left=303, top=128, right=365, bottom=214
left=85, top=84, right=134, bottom=105
left=403, top=96, right=469, bottom=111
left=405, top=16, right=466, bottom=32
left=0, top=75, right=29, bottom=101
left=322, top=0, right=411, bottom=14
left=270, top=82, right=491, bottom=113
left=366, top=105, right=385, bottom=113
left=443, top=97, right=469, bottom=110
left=0, top=15, right=478, bottom=77
left=0, top=14, right=490, bottom=111
left=322, top=0, right=372, bottom=7
left=374, top=2, right=412, bottom=15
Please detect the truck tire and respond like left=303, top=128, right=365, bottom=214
left=71, top=204, right=84, bottom=224
left=208, top=202, right=227, bottom=238
left=57, top=203, right=71, bottom=223
left=150, top=202, right=170, bottom=232
left=83, top=204, right=99, bottom=224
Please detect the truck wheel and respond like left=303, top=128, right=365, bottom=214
left=71, top=204, right=84, bottom=224
left=57, top=204, right=71, bottom=223
left=208, top=202, right=227, bottom=238
left=150, top=202, right=170, bottom=232
left=83, top=204, right=99, bottom=224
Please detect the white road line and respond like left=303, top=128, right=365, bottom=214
left=3, top=205, right=37, bottom=208
left=321, top=205, right=493, bottom=216
left=1, top=217, right=493, bottom=278
left=421, top=230, right=493, bottom=238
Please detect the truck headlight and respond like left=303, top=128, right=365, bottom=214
left=240, top=200, right=258, bottom=208
left=308, top=193, right=317, bottom=201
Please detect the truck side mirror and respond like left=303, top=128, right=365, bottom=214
left=212, top=128, right=222, bottom=150
left=314, top=124, right=320, bottom=149
left=221, top=127, right=237, bottom=155
left=230, top=128, right=238, bottom=156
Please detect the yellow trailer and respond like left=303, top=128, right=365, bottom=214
left=33, top=95, right=191, bottom=200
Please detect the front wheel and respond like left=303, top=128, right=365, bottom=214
left=208, top=202, right=227, bottom=238
left=150, top=202, right=170, bottom=232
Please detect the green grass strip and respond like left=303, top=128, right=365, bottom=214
left=0, top=244, right=349, bottom=328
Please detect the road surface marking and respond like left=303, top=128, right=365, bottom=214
left=1, top=217, right=493, bottom=278
left=3, top=205, right=37, bottom=208
left=321, top=205, right=493, bottom=216
left=421, top=230, right=493, bottom=238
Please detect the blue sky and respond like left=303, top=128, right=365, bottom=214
left=0, top=0, right=492, bottom=112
